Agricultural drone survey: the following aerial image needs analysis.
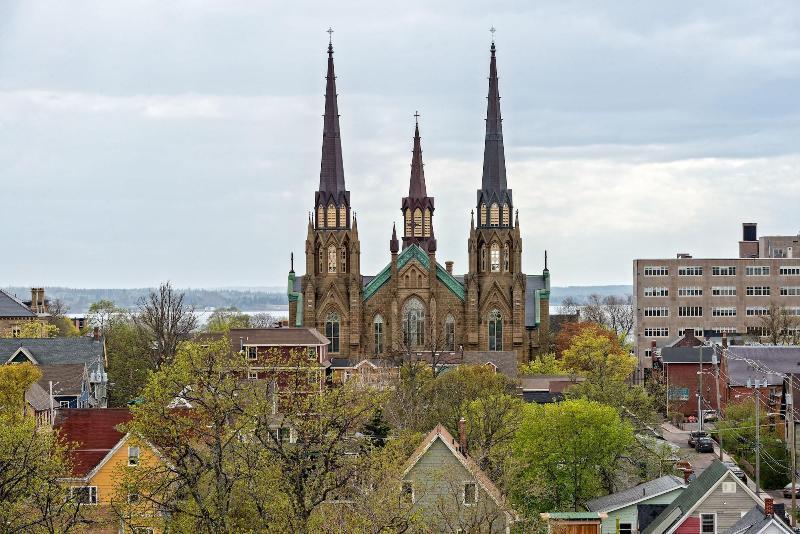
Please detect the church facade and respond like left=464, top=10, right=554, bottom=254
left=288, top=39, right=550, bottom=363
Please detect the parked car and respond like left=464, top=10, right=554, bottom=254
left=722, top=460, right=747, bottom=483
left=702, top=410, right=718, bottom=422
left=695, top=437, right=715, bottom=453
left=783, top=483, right=800, bottom=498
left=688, top=431, right=709, bottom=448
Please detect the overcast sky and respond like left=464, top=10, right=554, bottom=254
left=2, top=1, right=799, bottom=289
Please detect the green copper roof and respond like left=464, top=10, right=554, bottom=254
left=363, top=244, right=465, bottom=302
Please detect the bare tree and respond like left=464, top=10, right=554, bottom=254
left=249, top=312, right=279, bottom=328
left=134, top=281, right=197, bottom=368
left=582, top=293, right=634, bottom=339
left=558, top=296, right=581, bottom=316
left=757, top=302, right=800, bottom=345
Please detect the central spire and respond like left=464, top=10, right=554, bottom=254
left=318, top=37, right=346, bottom=197
left=408, top=112, right=427, bottom=198
left=481, top=41, right=507, bottom=192
left=402, top=114, right=435, bottom=250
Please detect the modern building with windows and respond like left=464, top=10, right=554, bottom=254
left=287, top=38, right=551, bottom=363
left=633, top=223, right=800, bottom=378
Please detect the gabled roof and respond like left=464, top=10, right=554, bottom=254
left=38, top=364, right=87, bottom=397
left=726, top=346, right=800, bottom=387
left=585, top=475, right=685, bottom=513
left=228, top=327, right=329, bottom=349
left=643, top=460, right=761, bottom=534
left=55, top=408, right=132, bottom=477
left=728, top=506, right=792, bottom=534
left=402, top=424, right=516, bottom=523
left=25, top=381, right=51, bottom=412
left=659, top=346, right=715, bottom=364
left=0, top=337, right=105, bottom=367
left=0, top=289, right=36, bottom=318
left=362, top=244, right=465, bottom=301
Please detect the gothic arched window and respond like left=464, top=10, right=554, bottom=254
left=490, top=203, right=499, bottom=227
left=413, top=208, right=423, bottom=237
left=340, top=246, right=347, bottom=273
left=444, top=315, right=455, bottom=351
left=503, top=243, right=510, bottom=272
left=488, top=309, right=503, bottom=351
left=317, top=205, right=325, bottom=229
left=373, top=315, right=384, bottom=355
left=481, top=246, right=487, bottom=272
left=326, top=203, right=337, bottom=228
left=339, top=206, right=347, bottom=228
left=423, top=209, right=431, bottom=237
left=405, top=209, right=412, bottom=237
left=318, top=246, right=324, bottom=274
left=502, top=204, right=510, bottom=226
left=402, top=298, right=426, bottom=348
left=490, top=242, right=500, bottom=272
left=325, top=311, right=340, bottom=353
left=480, top=203, right=487, bottom=226
left=328, top=245, right=337, bottom=273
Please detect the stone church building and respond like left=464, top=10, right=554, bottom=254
left=288, top=39, right=550, bottom=363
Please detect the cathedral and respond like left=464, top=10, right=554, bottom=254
left=288, top=38, right=550, bottom=363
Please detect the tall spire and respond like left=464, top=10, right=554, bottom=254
left=319, top=31, right=346, bottom=196
left=408, top=111, right=427, bottom=198
left=481, top=40, right=507, bottom=192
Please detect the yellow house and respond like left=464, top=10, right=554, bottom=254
left=55, top=409, right=164, bottom=533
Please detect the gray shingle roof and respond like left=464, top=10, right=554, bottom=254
left=0, top=337, right=104, bottom=367
left=726, top=346, right=800, bottom=387
left=586, top=475, right=684, bottom=513
left=38, top=364, right=87, bottom=396
left=660, top=346, right=715, bottom=364
left=0, top=289, right=36, bottom=318
left=727, top=505, right=790, bottom=534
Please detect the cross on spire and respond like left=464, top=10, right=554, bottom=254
left=327, top=27, right=334, bottom=44
left=414, top=110, right=419, bottom=125
left=490, top=26, right=496, bottom=43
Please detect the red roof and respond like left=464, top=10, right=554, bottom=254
left=55, top=408, right=132, bottom=477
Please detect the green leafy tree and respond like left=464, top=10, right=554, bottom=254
left=511, top=399, right=635, bottom=513
left=561, top=329, right=637, bottom=382
left=518, top=352, right=566, bottom=375
left=205, top=307, right=251, bottom=332
left=86, top=299, right=120, bottom=333
left=105, top=313, right=156, bottom=407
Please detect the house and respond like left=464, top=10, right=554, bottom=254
left=400, top=422, right=517, bottom=533
left=727, top=502, right=791, bottom=534
left=0, top=288, right=39, bottom=337
left=25, top=381, right=53, bottom=426
left=642, top=460, right=764, bottom=534
left=0, top=333, right=109, bottom=407
left=519, top=374, right=585, bottom=404
left=725, top=346, right=800, bottom=412
left=540, top=512, right=606, bottom=534
left=585, top=475, right=686, bottom=534
left=657, top=344, right=721, bottom=417
left=56, top=409, right=163, bottom=533
left=38, top=363, right=93, bottom=409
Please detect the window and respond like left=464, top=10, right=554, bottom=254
left=328, top=245, right=337, bottom=273
left=786, top=307, right=800, bottom=316
left=423, top=209, right=431, bottom=237
left=644, top=327, right=669, bottom=337
left=503, top=243, right=510, bottom=272
left=413, top=208, right=423, bottom=237
left=325, top=312, right=340, bottom=353
left=746, top=307, right=769, bottom=316
left=747, top=326, right=768, bottom=336
left=746, top=286, right=770, bottom=296
left=463, top=482, right=477, bottom=505
left=276, top=427, right=291, bottom=443
left=712, top=307, right=737, bottom=317
left=780, top=266, right=800, bottom=276
left=128, top=446, right=140, bottom=466
left=317, top=205, right=325, bottom=228
left=678, top=287, right=703, bottom=296
left=668, top=387, right=690, bottom=401
left=644, top=266, right=669, bottom=276
left=401, top=481, right=414, bottom=504
left=480, top=203, right=487, bottom=226
left=480, top=246, right=487, bottom=272
left=247, top=346, right=257, bottom=360
left=712, top=286, right=737, bottom=296
left=490, top=243, right=500, bottom=272
left=59, top=400, right=70, bottom=408
left=701, top=513, right=716, bottom=534
left=318, top=247, right=324, bottom=274
left=405, top=209, right=412, bottom=236
left=326, top=203, right=336, bottom=228
left=678, top=306, right=703, bottom=317
left=489, top=203, right=499, bottom=226
left=444, top=315, right=455, bottom=351
left=70, top=486, right=98, bottom=505
left=128, top=492, right=140, bottom=504
left=619, top=524, right=632, bottom=534
left=248, top=370, right=258, bottom=380
left=373, top=315, right=384, bottom=355
left=712, top=266, right=736, bottom=276
left=746, top=266, right=770, bottom=276
left=403, top=298, right=426, bottom=348
left=11, top=326, right=20, bottom=338
left=781, top=287, right=800, bottom=296
left=714, top=327, right=738, bottom=334
left=340, top=247, right=347, bottom=273
left=644, top=307, right=669, bottom=317
left=678, top=266, right=703, bottom=276
left=644, top=287, right=669, bottom=297
left=338, top=205, right=347, bottom=227
left=488, top=310, right=503, bottom=351
left=501, top=204, right=510, bottom=226
left=722, top=481, right=736, bottom=494
left=679, top=327, right=704, bottom=337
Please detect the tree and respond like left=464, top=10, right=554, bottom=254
left=46, top=299, right=80, bottom=337
left=463, top=393, right=525, bottom=484
left=86, top=299, right=120, bottom=333
left=205, top=307, right=251, bottom=332
left=105, top=313, right=156, bottom=407
left=561, top=329, right=637, bottom=383
left=518, top=353, right=566, bottom=375
left=0, top=363, right=41, bottom=417
left=558, top=296, right=581, bottom=316
left=133, top=282, right=197, bottom=368
left=2, top=321, right=59, bottom=339
left=581, top=294, right=635, bottom=339
left=249, top=312, right=279, bottom=328
left=757, top=302, right=800, bottom=345
left=555, top=321, right=621, bottom=358
left=511, top=399, right=634, bottom=513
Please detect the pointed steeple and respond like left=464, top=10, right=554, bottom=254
left=481, top=41, right=507, bottom=193
left=390, top=223, right=399, bottom=254
left=408, top=112, right=427, bottom=198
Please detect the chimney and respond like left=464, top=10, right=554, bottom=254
left=682, top=468, right=693, bottom=484
left=93, top=326, right=100, bottom=341
left=764, top=496, right=774, bottom=517
left=722, top=332, right=728, bottom=349
left=445, top=261, right=454, bottom=275
left=685, top=328, right=695, bottom=340
left=739, top=223, right=759, bottom=258
left=458, top=417, right=467, bottom=456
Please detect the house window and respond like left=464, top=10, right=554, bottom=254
left=248, top=370, right=258, bottom=380
left=746, top=286, right=770, bottom=296
left=644, top=287, right=669, bottom=297
left=701, top=514, right=716, bottom=534
left=128, top=446, right=140, bottom=466
left=488, top=310, right=503, bottom=351
left=746, top=266, right=770, bottom=276
left=722, top=481, right=736, bottom=493
left=70, top=486, right=98, bottom=505
left=414, top=208, right=423, bottom=237
left=276, top=427, right=291, bottom=443
left=328, top=245, right=337, bottom=273
left=712, top=286, right=736, bottom=296
left=678, top=306, right=703, bottom=317
left=644, top=266, right=669, bottom=276
left=401, top=481, right=414, bottom=504
left=678, top=266, right=703, bottom=276
left=403, top=298, right=426, bottom=348
left=644, top=307, right=669, bottom=317
left=619, top=524, right=632, bottom=534
left=489, top=203, right=499, bottom=226
left=59, top=400, right=70, bottom=408
left=325, top=312, right=340, bottom=353
left=11, top=326, right=21, bottom=338
left=247, top=346, right=257, bottom=360
left=490, top=243, right=500, bottom=272
left=678, top=287, right=703, bottom=296
left=373, top=315, right=384, bottom=355
left=340, top=246, right=347, bottom=273
left=463, top=482, right=477, bottom=505
left=326, top=203, right=337, bottom=228
left=501, top=203, right=510, bottom=226
left=503, top=243, right=510, bottom=272
left=444, top=315, right=455, bottom=351
left=712, top=266, right=736, bottom=276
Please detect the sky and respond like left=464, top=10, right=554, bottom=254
left=1, top=0, right=799, bottom=289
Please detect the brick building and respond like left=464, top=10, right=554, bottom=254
left=288, top=39, right=550, bottom=364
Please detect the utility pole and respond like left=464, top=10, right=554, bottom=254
left=698, top=351, right=704, bottom=432
left=714, top=347, right=723, bottom=461
left=49, top=380, right=54, bottom=425
left=755, top=379, right=761, bottom=495
left=787, top=386, right=796, bottom=526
